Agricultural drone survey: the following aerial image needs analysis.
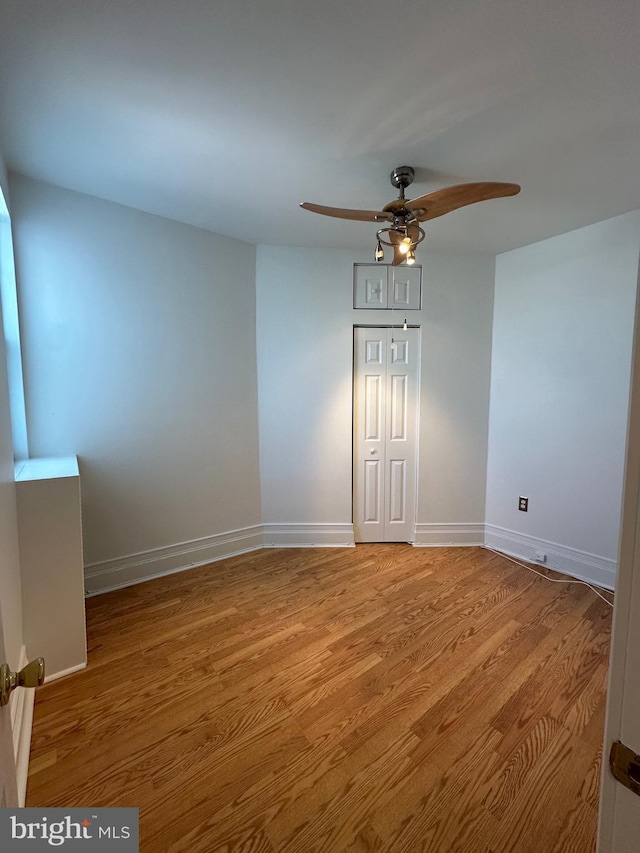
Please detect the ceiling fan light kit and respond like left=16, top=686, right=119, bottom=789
left=300, top=166, right=520, bottom=267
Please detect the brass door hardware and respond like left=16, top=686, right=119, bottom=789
left=0, top=657, right=45, bottom=707
left=610, top=741, right=640, bottom=797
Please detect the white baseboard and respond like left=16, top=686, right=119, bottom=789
left=484, top=524, right=617, bottom=591
left=412, top=523, right=485, bottom=547
left=85, top=524, right=355, bottom=595
left=45, top=662, right=87, bottom=684
left=10, top=653, right=84, bottom=807
left=84, top=525, right=264, bottom=596
left=262, top=524, right=355, bottom=548
left=84, top=520, right=617, bottom=596
left=11, top=646, right=34, bottom=807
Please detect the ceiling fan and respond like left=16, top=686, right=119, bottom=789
left=300, top=166, right=520, bottom=265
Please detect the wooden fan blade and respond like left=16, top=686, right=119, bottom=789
left=405, top=182, right=520, bottom=222
left=388, top=229, right=409, bottom=266
left=300, top=202, right=391, bottom=222
left=391, top=247, right=405, bottom=266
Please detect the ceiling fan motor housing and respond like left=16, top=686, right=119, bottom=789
left=390, top=166, right=415, bottom=191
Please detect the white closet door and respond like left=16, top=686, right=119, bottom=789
left=353, top=327, right=420, bottom=542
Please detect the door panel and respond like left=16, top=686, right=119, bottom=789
left=390, top=374, right=407, bottom=440
left=391, top=338, right=408, bottom=363
left=390, top=267, right=422, bottom=310
left=366, top=338, right=383, bottom=364
left=364, top=460, right=381, bottom=523
left=353, top=327, right=420, bottom=543
left=389, top=459, right=406, bottom=523
left=365, top=375, right=382, bottom=440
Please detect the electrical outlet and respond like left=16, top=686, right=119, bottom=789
left=519, top=496, right=528, bottom=512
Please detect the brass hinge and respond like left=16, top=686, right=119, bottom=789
left=610, top=741, right=640, bottom=797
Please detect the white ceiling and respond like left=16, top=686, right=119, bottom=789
left=0, top=0, right=639, bottom=255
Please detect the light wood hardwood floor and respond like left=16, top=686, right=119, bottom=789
left=26, top=545, right=612, bottom=852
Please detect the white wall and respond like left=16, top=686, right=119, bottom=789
left=256, top=247, right=355, bottom=528
left=256, top=245, right=495, bottom=543
left=9, top=175, right=262, bottom=573
left=417, top=252, right=495, bottom=536
left=0, top=155, right=23, bottom=670
left=486, top=210, right=640, bottom=588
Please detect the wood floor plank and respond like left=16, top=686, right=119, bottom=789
left=151, top=738, right=348, bottom=851
left=489, top=723, right=597, bottom=853
left=268, top=729, right=419, bottom=852
left=26, top=545, right=611, bottom=852
left=380, top=727, right=503, bottom=853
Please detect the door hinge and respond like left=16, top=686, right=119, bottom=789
left=610, top=741, right=640, bottom=797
